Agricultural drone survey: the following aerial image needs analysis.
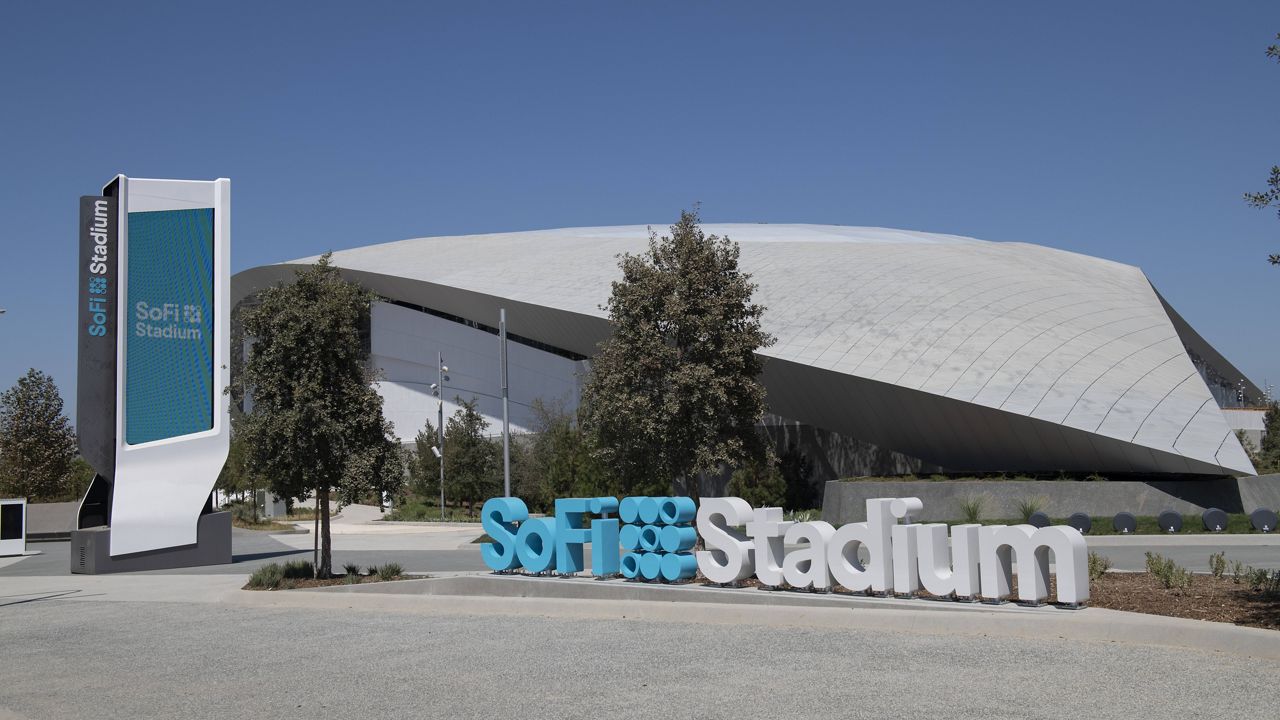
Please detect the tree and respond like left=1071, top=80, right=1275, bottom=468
left=1245, top=33, right=1280, bottom=265
left=217, top=410, right=256, bottom=514
left=517, top=398, right=610, bottom=511
left=235, top=253, right=401, bottom=577
left=409, top=419, right=441, bottom=499
left=726, top=458, right=786, bottom=509
left=443, top=398, right=498, bottom=515
left=1258, top=402, right=1280, bottom=474
left=779, top=443, right=817, bottom=510
left=581, top=208, right=775, bottom=498
left=0, top=369, right=77, bottom=501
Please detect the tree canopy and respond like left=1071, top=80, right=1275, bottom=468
left=0, top=369, right=78, bottom=501
left=1245, top=33, right=1280, bottom=265
left=580, top=208, right=774, bottom=498
left=443, top=398, right=499, bottom=514
left=235, top=254, right=402, bottom=576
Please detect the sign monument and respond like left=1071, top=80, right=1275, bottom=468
left=72, top=176, right=231, bottom=573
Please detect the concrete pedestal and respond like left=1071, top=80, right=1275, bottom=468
left=70, top=511, right=232, bottom=574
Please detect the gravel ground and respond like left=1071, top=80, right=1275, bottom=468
left=1, top=597, right=1277, bottom=719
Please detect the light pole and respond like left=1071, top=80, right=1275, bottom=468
left=432, top=353, right=449, bottom=521
left=500, top=308, right=511, bottom=497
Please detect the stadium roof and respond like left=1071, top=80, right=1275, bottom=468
left=234, top=224, right=1258, bottom=476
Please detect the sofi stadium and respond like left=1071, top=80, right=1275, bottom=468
left=232, top=224, right=1264, bottom=482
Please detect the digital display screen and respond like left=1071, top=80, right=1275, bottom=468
left=125, top=208, right=214, bottom=445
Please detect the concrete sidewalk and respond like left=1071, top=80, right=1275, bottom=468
left=289, top=503, right=485, bottom=536
left=227, top=572, right=1280, bottom=660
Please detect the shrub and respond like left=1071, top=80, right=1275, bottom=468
left=1144, top=552, right=1193, bottom=592
left=376, top=562, right=403, bottom=581
left=1209, top=552, right=1227, bottom=578
left=343, top=563, right=361, bottom=577
left=1231, top=560, right=1246, bottom=584
left=247, top=563, right=285, bottom=590
left=784, top=509, right=819, bottom=523
left=959, top=496, right=985, bottom=524
left=1243, top=567, right=1280, bottom=594
left=1088, top=551, right=1111, bottom=582
left=282, top=560, right=314, bottom=579
left=229, top=501, right=258, bottom=524
left=1016, top=497, right=1045, bottom=524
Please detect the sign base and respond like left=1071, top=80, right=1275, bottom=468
left=70, top=511, right=231, bottom=574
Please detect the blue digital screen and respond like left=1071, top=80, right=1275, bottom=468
left=125, top=208, right=214, bottom=445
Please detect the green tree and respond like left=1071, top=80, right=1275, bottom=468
left=779, top=443, right=817, bottom=510
left=1258, top=402, right=1280, bottom=473
left=217, top=410, right=256, bottom=514
left=518, top=399, right=610, bottom=511
left=235, top=253, right=401, bottom=577
left=1245, top=33, right=1280, bottom=265
left=726, top=458, right=786, bottom=509
left=443, top=398, right=499, bottom=514
left=0, top=369, right=77, bottom=501
left=581, top=209, right=775, bottom=498
left=409, top=419, right=441, bottom=499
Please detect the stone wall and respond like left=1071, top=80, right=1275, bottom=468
left=822, top=475, right=1280, bottom=524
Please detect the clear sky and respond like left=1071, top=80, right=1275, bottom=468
left=1, top=1, right=1278, bottom=420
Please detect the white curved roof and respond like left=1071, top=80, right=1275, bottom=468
left=240, top=223, right=1254, bottom=476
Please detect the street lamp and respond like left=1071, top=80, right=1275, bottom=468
left=432, top=355, right=450, bottom=521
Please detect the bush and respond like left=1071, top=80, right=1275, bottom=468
left=282, top=560, right=314, bottom=579
left=343, top=562, right=361, bottom=577
left=1231, top=560, right=1246, bottom=584
left=229, top=501, right=258, bottom=524
left=959, top=496, right=985, bottom=524
left=1015, top=497, right=1045, bottom=524
left=1144, top=552, right=1193, bottom=592
left=375, top=563, right=403, bottom=581
left=1088, top=551, right=1111, bottom=582
left=247, top=563, right=285, bottom=589
left=1209, top=552, right=1227, bottom=578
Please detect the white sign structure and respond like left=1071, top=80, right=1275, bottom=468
left=0, top=498, right=26, bottom=557
left=697, top=496, right=1089, bottom=605
left=76, top=176, right=231, bottom=558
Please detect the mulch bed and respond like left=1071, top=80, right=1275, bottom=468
left=1088, top=573, right=1280, bottom=630
left=690, top=574, right=1280, bottom=631
left=243, top=574, right=415, bottom=591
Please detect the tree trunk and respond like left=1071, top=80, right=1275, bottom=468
left=318, top=484, right=333, bottom=578
left=312, top=486, right=319, bottom=576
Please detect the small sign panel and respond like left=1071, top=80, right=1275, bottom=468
left=77, top=195, right=118, bottom=476
left=124, top=208, right=215, bottom=445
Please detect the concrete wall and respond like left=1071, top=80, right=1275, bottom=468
left=822, top=475, right=1280, bottom=524
left=26, top=501, right=78, bottom=540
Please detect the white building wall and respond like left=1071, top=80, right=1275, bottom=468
left=369, top=301, right=586, bottom=441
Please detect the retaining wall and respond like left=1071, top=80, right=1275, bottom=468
left=822, top=474, right=1280, bottom=524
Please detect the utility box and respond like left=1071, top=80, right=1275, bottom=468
left=0, top=498, right=27, bottom=557
left=255, top=489, right=287, bottom=518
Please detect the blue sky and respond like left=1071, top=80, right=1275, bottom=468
left=1, top=1, right=1278, bottom=420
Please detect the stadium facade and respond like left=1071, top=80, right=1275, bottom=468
left=232, top=224, right=1262, bottom=481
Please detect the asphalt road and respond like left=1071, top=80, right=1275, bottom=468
left=2, top=529, right=485, bottom=578
left=6, top=528, right=1278, bottom=580
left=1, top=595, right=1276, bottom=720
